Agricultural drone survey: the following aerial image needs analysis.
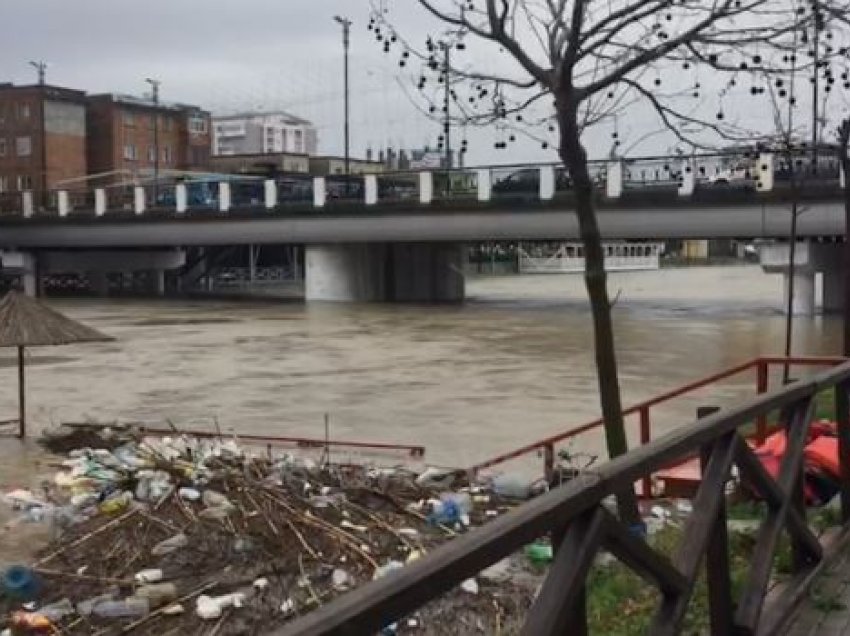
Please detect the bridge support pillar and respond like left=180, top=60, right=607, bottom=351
left=88, top=271, right=110, bottom=297
left=1, top=251, right=39, bottom=296
left=759, top=240, right=845, bottom=315
left=783, top=270, right=816, bottom=316
left=304, top=242, right=465, bottom=303
left=390, top=242, right=465, bottom=302
left=305, top=244, right=388, bottom=302
left=149, top=269, right=166, bottom=296
left=20, top=253, right=38, bottom=297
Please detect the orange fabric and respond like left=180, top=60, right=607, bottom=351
left=804, top=436, right=841, bottom=478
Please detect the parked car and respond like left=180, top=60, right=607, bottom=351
left=492, top=168, right=573, bottom=195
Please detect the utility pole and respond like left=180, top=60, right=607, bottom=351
left=811, top=0, right=821, bottom=169
left=28, top=61, right=47, bottom=85
left=29, top=61, right=48, bottom=209
left=334, top=16, right=352, bottom=191
left=441, top=42, right=451, bottom=170
left=145, top=78, right=161, bottom=203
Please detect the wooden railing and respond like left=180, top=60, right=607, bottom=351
left=275, top=360, right=850, bottom=636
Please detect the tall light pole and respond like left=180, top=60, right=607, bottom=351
left=30, top=61, right=48, bottom=209
left=334, top=16, right=352, bottom=188
left=29, top=61, right=47, bottom=85
left=145, top=78, right=161, bottom=202
left=440, top=41, right=451, bottom=169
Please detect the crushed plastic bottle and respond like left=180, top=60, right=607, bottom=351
left=36, top=598, right=75, bottom=622
left=134, top=569, right=163, bottom=584
left=426, top=493, right=472, bottom=526
left=77, top=590, right=119, bottom=616
left=373, top=560, right=404, bottom=580
left=178, top=487, right=201, bottom=501
left=196, top=592, right=246, bottom=620
left=525, top=542, right=554, bottom=564
left=151, top=533, right=188, bottom=556
left=202, top=490, right=231, bottom=508
left=98, top=491, right=132, bottom=515
left=491, top=474, right=536, bottom=500
left=134, top=583, right=177, bottom=608
left=91, top=597, right=150, bottom=619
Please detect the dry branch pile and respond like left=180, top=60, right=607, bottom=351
left=0, top=427, right=537, bottom=635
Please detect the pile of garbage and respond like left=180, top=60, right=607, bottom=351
left=0, top=427, right=540, bottom=635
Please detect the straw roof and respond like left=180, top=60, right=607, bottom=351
left=0, top=291, right=112, bottom=348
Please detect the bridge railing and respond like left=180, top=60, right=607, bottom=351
left=275, top=359, right=850, bottom=636
left=0, top=147, right=847, bottom=219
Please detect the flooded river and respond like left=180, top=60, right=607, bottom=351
left=0, top=265, right=841, bottom=484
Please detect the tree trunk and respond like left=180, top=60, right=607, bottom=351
left=839, top=123, right=850, bottom=357
left=557, top=101, right=641, bottom=527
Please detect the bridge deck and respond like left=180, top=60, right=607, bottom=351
left=785, top=538, right=850, bottom=635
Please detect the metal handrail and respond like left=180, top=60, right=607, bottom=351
left=470, top=356, right=846, bottom=490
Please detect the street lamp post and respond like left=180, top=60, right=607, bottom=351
left=145, top=78, right=161, bottom=203
left=29, top=61, right=48, bottom=209
left=334, top=16, right=352, bottom=191
left=29, top=61, right=47, bottom=85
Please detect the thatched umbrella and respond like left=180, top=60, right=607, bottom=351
left=0, top=291, right=112, bottom=438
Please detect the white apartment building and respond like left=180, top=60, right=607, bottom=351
left=212, top=111, right=318, bottom=156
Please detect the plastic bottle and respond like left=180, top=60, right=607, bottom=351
left=151, top=533, right=188, bottom=556
left=2, top=566, right=40, bottom=601
left=134, top=569, right=163, bottom=584
left=77, top=590, right=119, bottom=616
left=37, top=598, right=75, bottom=622
left=202, top=490, right=231, bottom=508
left=91, top=597, right=150, bottom=619
left=492, top=474, right=535, bottom=499
left=427, top=493, right=472, bottom=526
left=525, top=542, right=554, bottom=564
left=134, top=583, right=177, bottom=608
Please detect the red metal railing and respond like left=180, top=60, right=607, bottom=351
left=138, top=426, right=426, bottom=458
left=470, top=355, right=847, bottom=496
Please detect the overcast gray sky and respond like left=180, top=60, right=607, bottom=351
left=3, top=1, right=842, bottom=164
left=1, top=1, right=540, bottom=163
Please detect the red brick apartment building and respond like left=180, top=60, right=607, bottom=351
left=0, top=84, right=87, bottom=206
left=0, top=83, right=211, bottom=211
left=86, top=94, right=211, bottom=183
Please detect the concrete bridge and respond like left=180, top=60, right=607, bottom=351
left=0, top=150, right=846, bottom=307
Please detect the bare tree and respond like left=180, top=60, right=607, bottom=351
left=371, top=0, right=816, bottom=524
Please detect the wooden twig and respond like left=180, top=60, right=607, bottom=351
left=32, top=567, right=132, bottom=585
left=33, top=508, right=140, bottom=567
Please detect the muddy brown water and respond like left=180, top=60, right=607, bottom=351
left=0, top=265, right=839, bottom=560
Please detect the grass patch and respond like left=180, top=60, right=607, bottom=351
left=581, top=519, right=806, bottom=634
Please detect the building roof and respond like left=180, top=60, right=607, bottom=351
left=213, top=110, right=313, bottom=126
left=87, top=93, right=208, bottom=114
left=309, top=155, right=383, bottom=165
left=0, top=83, right=87, bottom=101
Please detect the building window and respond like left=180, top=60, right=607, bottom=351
left=294, top=130, right=303, bottom=153
left=0, top=139, right=6, bottom=157
left=16, top=175, right=33, bottom=191
left=0, top=176, right=7, bottom=193
left=17, top=103, right=30, bottom=120
left=123, top=111, right=135, bottom=127
left=123, top=144, right=138, bottom=161
left=148, top=146, right=156, bottom=162
left=189, top=116, right=207, bottom=134
left=15, top=136, right=31, bottom=157
left=162, top=146, right=172, bottom=163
